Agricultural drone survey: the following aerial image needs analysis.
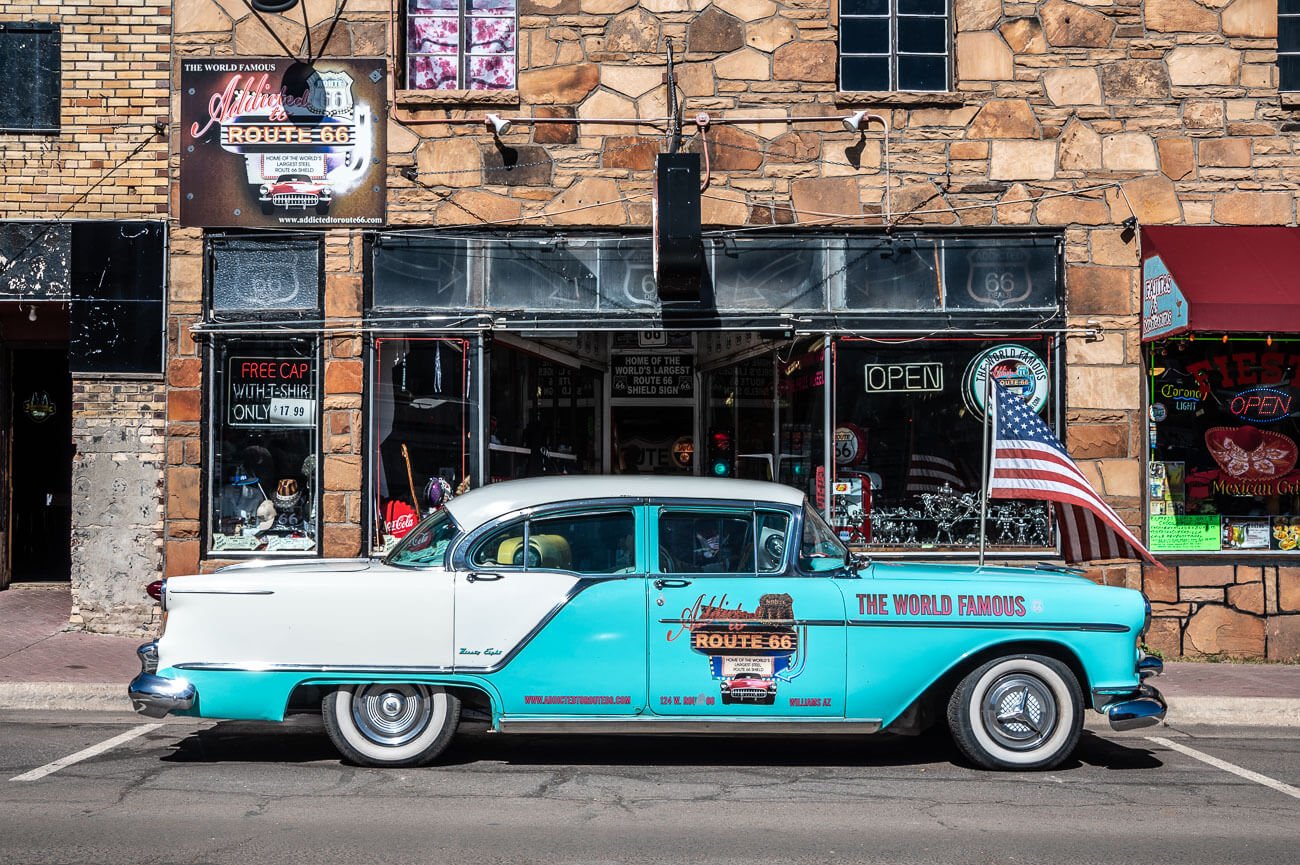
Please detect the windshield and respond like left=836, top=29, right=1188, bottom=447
left=385, top=509, right=461, bottom=568
left=799, top=503, right=848, bottom=570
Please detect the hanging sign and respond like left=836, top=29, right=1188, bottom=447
left=180, top=58, right=386, bottom=228
left=1141, top=255, right=1189, bottom=341
left=23, top=391, right=56, bottom=423
left=227, top=357, right=317, bottom=427
left=611, top=353, right=694, bottom=399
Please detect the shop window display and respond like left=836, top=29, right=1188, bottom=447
left=833, top=337, right=1056, bottom=553
left=209, top=338, right=320, bottom=554
left=489, top=342, right=600, bottom=481
left=1146, top=337, right=1300, bottom=554
left=374, top=337, right=477, bottom=552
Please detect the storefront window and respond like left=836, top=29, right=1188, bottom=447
left=778, top=337, right=827, bottom=505
left=209, top=338, right=320, bottom=555
left=1147, top=337, right=1300, bottom=554
left=374, top=336, right=478, bottom=552
left=209, top=234, right=321, bottom=317
left=833, top=336, right=1056, bottom=553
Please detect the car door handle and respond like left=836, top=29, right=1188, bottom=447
left=654, top=578, right=692, bottom=590
left=466, top=572, right=503, bottom=583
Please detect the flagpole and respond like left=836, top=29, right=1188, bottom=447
left=978, top=371, right=992, bottom=569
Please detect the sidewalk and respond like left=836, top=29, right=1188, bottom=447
left=1, top=583, right=1298, bottom=723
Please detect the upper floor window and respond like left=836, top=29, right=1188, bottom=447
left=0, top=22, right=60, bottom=133
left=406, top=0, right=517, bottom=91
left=1282, top=2, right=1300, bottom=90
left=840, top=0, right=949, bottom=92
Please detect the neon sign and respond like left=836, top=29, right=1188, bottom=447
left=1229, top=386, right=1297, bottom=424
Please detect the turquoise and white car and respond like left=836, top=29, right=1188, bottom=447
left=130, top=476, right=1165, bottom=771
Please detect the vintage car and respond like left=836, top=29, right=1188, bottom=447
left=258, top=173, right=331, bottom=215
left=129, top=476, right=1165, bottom=771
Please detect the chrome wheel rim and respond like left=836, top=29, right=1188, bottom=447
left=980, top=673, right=1057, bottom=751
left=350, top=684, right=434, bottom=747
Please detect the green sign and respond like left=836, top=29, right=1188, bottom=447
left=1148, top=514, right=1221, bottom=552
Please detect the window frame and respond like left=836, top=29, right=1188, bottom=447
left=654, top=505, right=797, bottom=577
left=205, top=232, right=325, bottom=323
left=839, top=0, right=952, bottom=94
left=0, top=21, right=60, bottom=134
left=1282, top=2, right=1300, bottom=91
left=463, top=507, right=638, bottom=575
left=403, top=0, right=519, bottom=93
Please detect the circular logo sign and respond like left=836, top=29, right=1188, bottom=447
left=834, top=424, right=866, bottom=466
left=1150, top=403, right=1168, bottom=423
left=962, top=344, right=1050, bottom=419
left=23, top=391, right=56, bottom=424
left=671, top=436, right=694, bottom=469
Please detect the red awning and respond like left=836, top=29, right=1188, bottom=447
left=1141, top=226, right=1300, bottom=339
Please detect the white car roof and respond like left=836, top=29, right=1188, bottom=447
left=443, top=475, right=807, bottom=533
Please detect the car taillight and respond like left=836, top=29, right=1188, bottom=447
left=146, top=580, right=165, bottom=606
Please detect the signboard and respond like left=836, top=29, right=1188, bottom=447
left=180, top=58, right=386, bottom=228
left=961, top=344, right=1050, bottom=419
left=227, top=356, right=316, bottom=427
left=611, top=353, right=694, bottom=399
left=1141, top=255, right=1189, bottom=341
left=1148, top=514, right=1220, bottom=552
left=863, top=362, right=943, bottom=393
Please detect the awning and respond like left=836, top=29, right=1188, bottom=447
left=1141, top=226, right=1300, bottom=342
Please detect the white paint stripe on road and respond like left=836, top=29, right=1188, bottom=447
left=9, top=723, right=162, bottom=782
left=1147, top=735, right=1300, bottom=801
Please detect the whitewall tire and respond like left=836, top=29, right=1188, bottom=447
left=946, top=654, right=1083, bottom=771
left=323, top=683, right=460, bottom=768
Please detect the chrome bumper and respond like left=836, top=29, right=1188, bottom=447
left=1099, top=683, right=1167, bottom=731
left=127, top=642, right=195, bottom=719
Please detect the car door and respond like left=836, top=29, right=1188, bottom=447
left=646, top=505, right=847, bottom=717
left=453, top=506, right=647, bottom=716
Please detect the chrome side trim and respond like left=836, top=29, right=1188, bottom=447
left=848, top=620, right=1129, bottom=633
left=128, top=673, right=196, bottom=718
left=1138, top=655, right=1164, bottom=679
left=167, top=589, right=275, bottom=596
left=138, top=641, right=159, bottom=675
left=173, top=662, right=455, bottom=674
left=1097, top=684, right=1167, bottom=732
left=497, top=718, right=883, bottom=735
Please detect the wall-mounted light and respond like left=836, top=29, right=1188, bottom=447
left=484, top=113, right=512, bottom=136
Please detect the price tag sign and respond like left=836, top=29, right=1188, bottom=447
left=267, top=398, right=315, bottom=426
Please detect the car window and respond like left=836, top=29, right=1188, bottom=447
left=384, top=508, right=460, bottom=568
left=799, top=503, right=849, bottom=571
left=756, top=511, right=791, bottom=574
left=469, top=510, right=636, bottom=574
left=658, top=510, right=755, bottom=574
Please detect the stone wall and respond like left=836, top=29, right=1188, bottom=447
left=69, top=380, right=166, bottom=635
left=166, top=0, right=1300, bottom=656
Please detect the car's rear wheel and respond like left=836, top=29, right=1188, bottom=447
left=322, top=683, right=460, bottom=767
left=946, top=654, right=1082, bottom=771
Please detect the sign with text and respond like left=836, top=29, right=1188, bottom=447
left=180, top=58, right=386, bottom=228
left=1148, top=514, right=1220, bottom=552
left=227, top=357, right=317, bottom=427
left=1141, top=255, right=1189, bottom=341
left=863, top=362, right=943, bottom=393
left=611, top=353, right=695, bottom=399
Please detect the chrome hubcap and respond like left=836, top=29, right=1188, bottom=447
left=351, top=684, right=435, bottom=747
left=981, top=673, right=1057, bottom=751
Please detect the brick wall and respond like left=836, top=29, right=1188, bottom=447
left=163, top=0, right=1300, bottom=656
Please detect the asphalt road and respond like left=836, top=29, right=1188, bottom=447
left=1, top=712, right=1297, bottom=865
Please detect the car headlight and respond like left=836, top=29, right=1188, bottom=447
left=259, top=184, right=271, bottom=196
left=1141, top=594, right=1151, bottom=639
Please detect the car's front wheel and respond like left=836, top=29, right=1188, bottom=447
left=322, top=683, right=460, bottom=767
left=946, top=654, right=1082, bottom=771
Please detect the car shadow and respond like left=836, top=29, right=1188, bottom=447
left=1072, top=730, right=1164, bottom=770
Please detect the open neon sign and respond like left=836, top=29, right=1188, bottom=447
left=1229, top=386, right=1296, bottom=424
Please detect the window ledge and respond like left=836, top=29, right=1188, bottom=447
left=835, top=91, right=968, bottom=108
left=1281, top=91, right=1300, bottom=108
left=396, top=89, right=520, bottom=109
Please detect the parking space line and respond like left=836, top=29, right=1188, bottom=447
left=1147, top=736, right=1300, bottom=801
left=9, top=723, right=162, bottom=782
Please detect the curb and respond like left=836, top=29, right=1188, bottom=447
left=2, top=684, right=1299, bottom=726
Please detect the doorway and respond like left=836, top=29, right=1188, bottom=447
left=8, top=348, right=72, bottom=582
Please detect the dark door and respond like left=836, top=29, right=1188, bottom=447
left=9, top=349, right=72, bottom=581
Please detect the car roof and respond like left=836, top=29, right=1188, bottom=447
left=444, top=475, right=807, bottom=533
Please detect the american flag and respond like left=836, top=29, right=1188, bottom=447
left=988, top=381, right=1158, bottom=564
left=906, top=453, right=968, bottom=493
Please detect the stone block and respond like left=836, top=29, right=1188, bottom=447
left=167, top=466, right=201, bottom=522
left=522, top=0, right=579, bottom=13
left=1145, top=0, right=1219, bottom=32
left=1067, top=423, right=1128, bottom=459
left=1223, top=0, right=1278, bottom=38
left=1184, top=605, right=1266, bottom=657
left=170, top=253, right=203, bottom=304
left=1000, top=17, right=1047, bottom=53
left=1143, top=564, right=1179, bottom=603
left=1091, top=228, right=1140, bottom=266
left=1058, top=120, right=1102, bottom=171
left=1184, top=100, right=1225, bottom=130
left=436, top=190, right=523, bottom=225
left=966, top=100, right=1040, bottom=139
left=701, top=125, right=764, bottom=171
left=1181, top=587, right=1226, bottom=602
left=582, top=0, right=638, bottom=11
left=164, top=540, right=200, bottom=579
left=773, top=41, right=835, bottom=82
left=603, top=8, right=661, bottom=54
left=533, top=106, right=578, bottom=145
left=1066, top=364, right=1142, bottom=410
left=1044, top=68, right=1103, bottom=106
left=1158, top=137, right=1195, bottom=181
left=325, top=360, right=363, bottom=395
left=1100, top=60, right=1171, bottom=100
left=414, top=137, right=482, bottom=187
left=1066, top=265, right=1134, bottom=314
left=1199, top=138, right=1251, bottom=167
left=1102, top=133, right=1158, bottom=171
left=701, top=186, right=748, bottom=226
left=603, top=136, right=660, bottom=170
left=688, top=7, right=744, bottom=53
left=1168, top=47, right=1241, bottom=86
left=995, top=183, right=1035, bottom=225
left=746, top=17, right=799, bottom=53
left=716, top=47, right=773, bottom=80
left=1037, top=194, right=1109, bottom=225
left=601, top=65, right=662, bottom=98
left=177, top=0, right=232, bottom=34
left=1112, top=175, right=1182, bottom=224
left=1040, top=0, right=1116, bottom=47
left=1267, top=615, right=1300, bottom=661
left=713, top=0, right=775, bottom=21
left=1281, top=567, right=1300, bottom=612
left=1181, top=565, right=1237, bottom=587
left=955, top=0, right=1002, bottom=31
left=1214, top=192, right=1292, bottom=225
left=990, top=140, right=1056, bottom=180
left=168, top=357, right=202, bottom=389
left=1228, top=582, right=1265, bottom=615
left=549, top=178, right=627, bottom=225
left=519, top=64, right=600, bottom=103
left=483, top=144, right=554, bottom=186
left=1098, top=459, right=1141, bottom=497
left=324, top=455, right=362, bottom=492
left=325, top=273, right=362, bottom=319
left=167, top=390, right=201, bottom=423
left=956, top=32, right=1014, bottom=81
left=950, top=141, right=988, bottom=160
left=1143, top=617, right=1183, bottom=658
left=791, top=177, right=860, bottom=223
left=323, top=524, right=362, bottom=559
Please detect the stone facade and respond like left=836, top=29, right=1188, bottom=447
left=165, top=0, right=1300, bottom=658
left=1, top=2, right=169, bottom=634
